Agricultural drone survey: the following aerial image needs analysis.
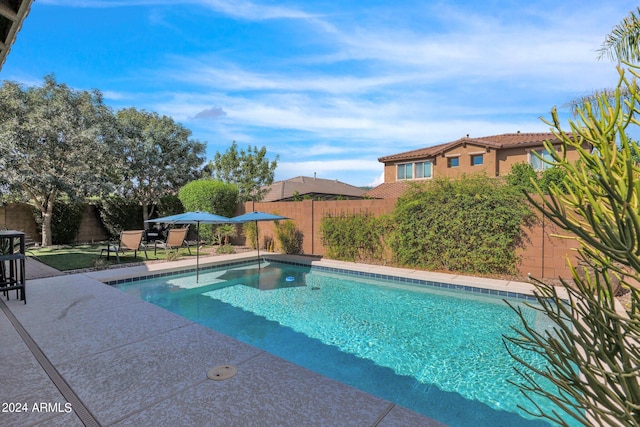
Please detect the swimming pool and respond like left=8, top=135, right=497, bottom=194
left=114, top=260, right=567, bottom=426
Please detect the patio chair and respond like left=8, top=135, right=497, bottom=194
left=101, top=230, right=148, bottom=263
left=154, top=227, right=191, bottom=256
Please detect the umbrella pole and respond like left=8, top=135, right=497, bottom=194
left=196, top=222, right=200, bottom=282
left=256, top=220, right=261, bottom=269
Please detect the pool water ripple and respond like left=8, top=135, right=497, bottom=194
left=118, top=262, right=574, bottom=427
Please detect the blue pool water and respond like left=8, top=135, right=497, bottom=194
left=115, top=261, right=569, bottom=427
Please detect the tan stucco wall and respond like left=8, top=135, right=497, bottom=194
left=433, top=143, right=497, bottom=178
left=385, top=143, right=586, bottom=183
left=497, top=144, right=584, bottom=176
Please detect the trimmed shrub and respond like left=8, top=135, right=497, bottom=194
left=216, top=244, right=236, bottom=254
left=320, top=212, right=388, bottom=262
left=178, top=179, right=238, bottom=243
left=177, top=179, right=238, bottom=217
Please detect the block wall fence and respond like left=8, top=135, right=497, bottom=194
left=0, top=203, right=109, bottom=244
left=242, top=198, right=579, bottom=281
left=1, top=199, right=578, bottom=281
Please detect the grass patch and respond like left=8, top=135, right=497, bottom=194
left=30, top=244, right=196, bottom=271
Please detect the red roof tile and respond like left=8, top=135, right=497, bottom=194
left=378, top=132, right=563, bottom=163
left=261, top=176, right=366, bottom=202
left=363, top=182, right=411, bottom=199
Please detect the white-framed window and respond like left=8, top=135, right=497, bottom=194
left=530, top=149, right=554, bottom=171
left=471, top=154, right=484, bottom=166
left=397, top=163, right=413, bottom=180
left=415, top=161, right=432, bottom=178
left=396, top=161, right=433, bottom=180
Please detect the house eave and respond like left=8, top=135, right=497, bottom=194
left=0, top=0, right=34, bottom=71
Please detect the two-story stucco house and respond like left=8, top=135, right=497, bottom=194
left=366, top=132, right=587, bottom=198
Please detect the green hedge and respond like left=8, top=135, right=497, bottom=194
left=178, top=179, right=238, bottom=243
left=320, top=212, right=388, bottom=262
left=391, top=175, right=534, bottom=275
left=505, top=162, right=569, bottom=194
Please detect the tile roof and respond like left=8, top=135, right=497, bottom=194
left=261, top=176, right=367, bottom=202
left=378, top=132, right=563, bottom=163
left=363, top=182, right=411, bottom=199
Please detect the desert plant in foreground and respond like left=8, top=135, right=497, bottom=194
left=504, top=65, right=640, bottom=426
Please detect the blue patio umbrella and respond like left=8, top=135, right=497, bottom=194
left=231, top=211, right=289, bottom=268
left=146, top=211, right=233, bottom=281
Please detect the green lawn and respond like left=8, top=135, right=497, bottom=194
left=30, top=244, right=197, bottom=271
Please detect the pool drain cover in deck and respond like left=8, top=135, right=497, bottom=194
left=207, top=365, right=237, bottom=381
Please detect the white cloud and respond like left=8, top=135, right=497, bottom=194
left=368, top=171, right=385, bottom=188
left=197, top=0, right=317, bottom=21
left=39, top=0, right=319, bottom=21
left=102, top=90, right=130, bottom=101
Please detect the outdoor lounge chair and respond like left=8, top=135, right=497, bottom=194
left=154, top=227, right=191, bottom=256
left=100, top=230, right=148, bottom=263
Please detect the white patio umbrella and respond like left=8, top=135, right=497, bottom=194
left=231, top=211, right=289, bottom=269
left=145, top=211, right=233, bottom=281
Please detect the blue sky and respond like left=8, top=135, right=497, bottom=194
left=2, top=1, right=638, bottom=186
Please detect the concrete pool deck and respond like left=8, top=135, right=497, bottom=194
left=1, top=252, right=547, bottom=426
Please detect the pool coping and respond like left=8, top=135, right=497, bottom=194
left=86, top=251, right=569, bottom=302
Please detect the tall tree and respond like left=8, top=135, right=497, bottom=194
left=204, top=141, right=278, bottom=202
left=115, top=108, right=206, bottom=224
left=0, top=75, right=117, bottom=246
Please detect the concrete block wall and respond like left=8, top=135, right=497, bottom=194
left=0, top=203, right=108, bottom=245
left=517, top=214, right=579, bottom=280
left=244, top=198, right=579, bottom=281
left=243, top=199, right=398, bottom=256
left=2, top=198, right=581, bottom=281
left=0, top=203, right=40, bottom=242
left=75, top=205, right=110, bottom=243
